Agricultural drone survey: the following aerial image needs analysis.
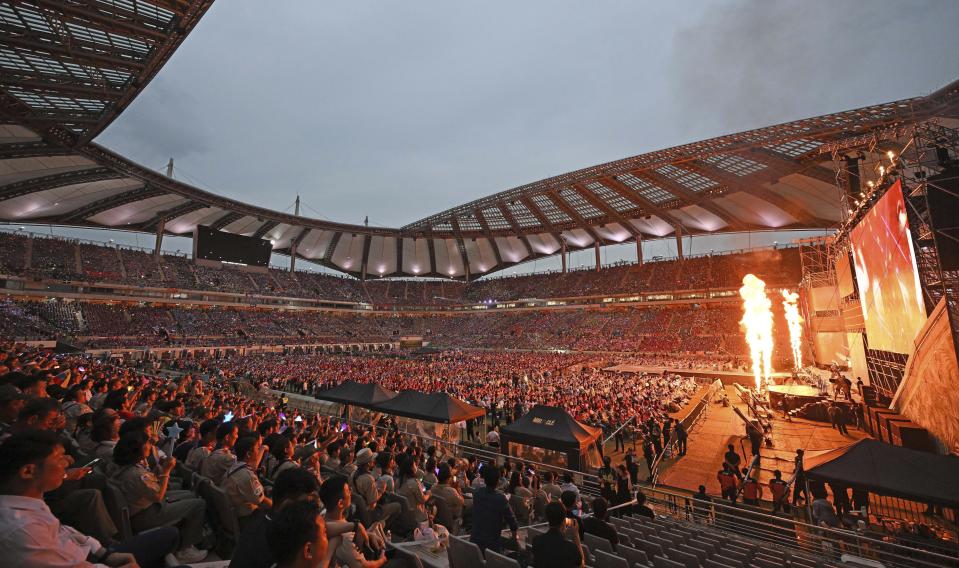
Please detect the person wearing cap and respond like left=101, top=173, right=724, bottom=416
left=352, top=447, right=400, bottom=527
left=0, top=383, right=28, bottom=436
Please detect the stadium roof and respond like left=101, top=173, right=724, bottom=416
left=2, top=3, right=959, bottom=280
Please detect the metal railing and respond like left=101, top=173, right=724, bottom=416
left=642, top=485, right=959, bottom=568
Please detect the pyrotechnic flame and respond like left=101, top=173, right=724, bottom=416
left=782, top=290, right=804, bottom=370
left=739, top=274, right=774, bottom=390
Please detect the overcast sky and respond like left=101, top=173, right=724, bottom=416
left=19, top=0, right=959, bottom=274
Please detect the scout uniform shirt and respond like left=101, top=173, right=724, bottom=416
left=114, top=462, right=162, bottom=516
left=201, top=447, right=236, bottom=485
left=222, top=461, right=264, bottom=517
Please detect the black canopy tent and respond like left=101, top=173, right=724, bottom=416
left=500, top=405, right=603, bottom=471
left=314, top=380, right=397, bottom=409
left=371, top=390, right=485, bottom=424
left=370, top=390, right=486, bottom=448
left=804, top=439, right=959, bottom=508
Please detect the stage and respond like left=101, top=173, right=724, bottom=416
left=603, top=363, right=791, bottom=386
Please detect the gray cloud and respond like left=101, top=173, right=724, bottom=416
left=95, top=0, right=959, bottom=232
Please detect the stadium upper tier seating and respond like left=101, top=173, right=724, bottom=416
left=0, top=231, right=802, bottom=306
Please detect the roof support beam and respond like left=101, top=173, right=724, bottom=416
left=547, top=191, right=603, bottom=245
left=518, top=196, right=565, bottom=244
left=322, top=232, right=342, bottom=264
left=634, top=169, right=747, bottom=230
left=0, top=33, right=146, bottom=73
left=425, top=235, right=437, bottom=277
left=749, top=148, right=838, bottom=186
left=28, top=0, right=171, bottom=42
left=251, top=220, right=280, bottom=240
left=141, top=201, right=206, bottom=233
left=360, top=234, right=372, bottom=280
left=0, top=167, right=122, bottom=202
left=449, top=217, right=472, bottom=282
left=396, top=237, right=404, bottom=276
left=596, top=176, right=686, bottom=234
left=496, top=203, right=534, bottom=257
left=0, top=141, right=74, bottom=160
left=288, top=228, right=311, bottom=272
left=57, top=185, right=163, bottom=222
left=472, top=210, right=504, bottom=268
left=685, top=161, right=835, bottom=227
left=0, top=74, right=123, bottom=101
left=570, top=182, right=641, bottom=238
left=209, top=211, right=244, bottom=230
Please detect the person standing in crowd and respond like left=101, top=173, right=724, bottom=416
left=830, top=482, right=851, bottom=517
left=792, top=449, right=807, bottom=505
left=598, top=456, right=616, bottom=503
left=531, top=502, right=584, bottom=568
left=746, top=421, right=763, bottom=460
left=642, top=437, right=655, bottom=482
left=769, top=470, right=790, bottom=513
left=675, top=420, right=688, bottom=456
left=470, top=463, right=518, bottom=554
left=724, top=444, right=742, bottom=479
left=717, top=462, right=739, bottom=503
left=624, top=447, right=639, bottom=484
left=741, top=469, right=762, bottom=506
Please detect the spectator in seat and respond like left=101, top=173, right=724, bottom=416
left=222, top=434, right=271, bottom=530
left=352, top=447, right=400, bottom=526
left=0, top=429, right=179, bottom=568
left=634, top=491, right=655, bottom=520
left=185, top=418, right=219, bottom=471
left=266, top=500, right=329, bottom=568
left=531, top=502, right=584, bottom=568
left=111, top=433, right=208, bottom=564
left=542, top=471, right=562, bottom=502
left=230, top=466, right=358, bottom=568
left=319, top=476, right=387, bottom=568
left=430, top=463, right=466, bottom=526
left=0, top=384, right=28, bottom=435
left=395, top=453, right=429, bottom=524
left=201, top=421, right=239, bottom=484
left=581, top=496, right=619, bottom=551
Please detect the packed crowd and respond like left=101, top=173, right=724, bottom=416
left=0, top=342, right=661, bottom=568
left=193, top=351, right=699, bottom=430
left=0, top=231, right=801, bottom=307
left=0, top=297, right=792, bottom=369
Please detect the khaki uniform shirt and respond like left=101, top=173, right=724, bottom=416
left=113, top=463, right=161, bottom=516
left=221, top=462, right=264, bottom=517
left=201, top=448, right=236, bottom=485
left=186, top=445, right=211, bottom=471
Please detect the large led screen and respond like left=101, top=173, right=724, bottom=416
left=850, top=181, right=926, bottom=354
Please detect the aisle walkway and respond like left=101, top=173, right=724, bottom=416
left=657, top=386, right=867, bottom=495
